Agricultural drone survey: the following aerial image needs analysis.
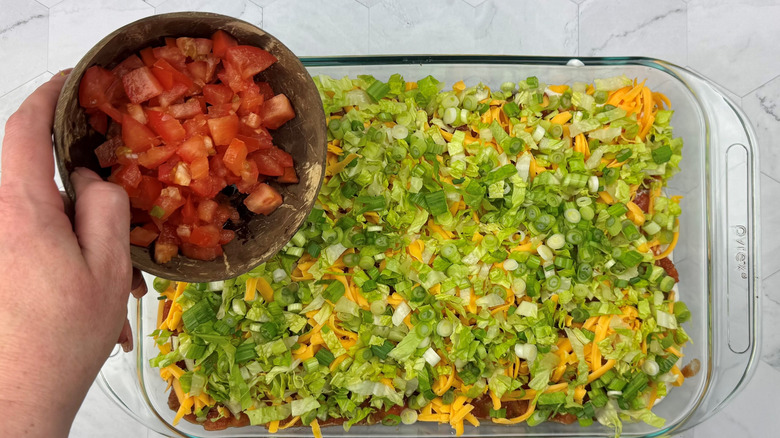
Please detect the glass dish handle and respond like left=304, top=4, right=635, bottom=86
left=676, top=73, right=762, bottom=430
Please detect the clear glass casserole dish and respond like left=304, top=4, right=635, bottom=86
left=98, top=56, right=761, bottom=437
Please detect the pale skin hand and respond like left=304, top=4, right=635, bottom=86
left=0, top=72, right=147, bottom=437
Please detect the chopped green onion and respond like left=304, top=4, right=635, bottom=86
left=607, top=203, right=628, bottom=217
left=652, top=145, right=673, bottom=164
left=436, top=319, right=454, bottom=337
left=315, top=348, right=335, bottom=366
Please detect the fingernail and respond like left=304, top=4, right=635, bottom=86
left=57, top=68, right=73, bottom=77
left=72, top=167, right=101, bottom=181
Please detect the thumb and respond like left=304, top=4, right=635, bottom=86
left=70, top=167, right=131, bottom=287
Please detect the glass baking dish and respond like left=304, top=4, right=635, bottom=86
left=98, top=56, right=761, bottom=437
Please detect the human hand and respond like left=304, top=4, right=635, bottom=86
left=0, top=72, right=146, bottom=437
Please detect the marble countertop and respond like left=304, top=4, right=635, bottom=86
left=1, top=1, right=778, bottom=437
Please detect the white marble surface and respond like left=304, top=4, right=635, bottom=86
left=0, top=0, right=778, bottom=437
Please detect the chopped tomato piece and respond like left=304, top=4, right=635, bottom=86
left=138, top=144, right=178, bottom=169
left=182, top=114, right=210, bottom=137
left=180, top=197, right=198, bottom=225
left=130, top=224, right=159, bottom=247
left=157, top=156, right=181, bottom=185
left=139, top=47, right=157, bottom=66
left=79, top=65, right=115, bottom=109
left=189, top=156, right=210, bottom=180
left=249, top=150, right=284, bottom=176
left=223, top=138, right=248, bottom=176
left=168, top=98, right=202, bottom=119
left=121, top=114, right=160, bottom=153
left=197, top=199, right=219, bottom=223
left=147, top=110, right=186, bottom=143
left=95, top=137, right=122, bottom=168
left=278, top=166, right=299, bottom=183
left=244, top=183, right=283, bottom=215
left=266, top=145, right=294, bottom=168
left=122, top=66, right=164, bottom=104
left=177, top=134, right=208, bottom=162
left=88, top=110, right=108, bottom=135
left=189, top=224, right=221, bottom=247
left=154, top=242, right=179, bottom=264
left=211, top=30, right=237, bottom=57
left=225, top=46, right=277, bottom=80
left=152, top=45, right=187, bottom=71
left=259, top=93, right=295, bottom=129
left=203, top=84, right=234, bottom=105
left=176, top=37, right=212, bottom=58
left=109, top=162, right=143, bottom=195
left=207, top=113, right=239, bottom=146
left=131, top=176, right=162, bottom=211
left=112, top=54, right=145, bottom=78
left=152, top=187, right=185, bottom=221
left=256, top=82, right=275, bottom=100
left=219, top=229, right=236, bottom=245
left=152, top=58, right=194, bottom=90
left=180, top=242, right=223, bottom=261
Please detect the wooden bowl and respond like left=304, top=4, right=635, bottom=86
left=53, top=12, right=326, bottom=282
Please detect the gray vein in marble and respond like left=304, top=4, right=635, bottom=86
left=585, top=7, right=685, bottom=54
left=757, top=95, right=780, bottom=123
left=0, top=14, right=46, bottom=37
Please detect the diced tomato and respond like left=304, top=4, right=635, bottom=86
left=131, top=176, right=162, bottom=211
left=180, top=242, right=223, bottom=261
left=223, top=138, right=248, bottom=176
left=175, top=223, right=192, bottom=241
left=180, top=197, right=198, bottom=225
left=244, top=183, right=282, bottom=215
left=225, top=46, right=278, bottom=80
left=236, top=160, right=260, bottom=194
left=256, top=82, right=275, bottom=100
left=176, top=37, right=212, bottom=59
left=211, top=30, right=237, bottom=58
left=189, top=175, right=226, bottom=198
left=126, top=103, right=147, bottom=124
left=147, top=110, right=186, bottom=143
left=152, top=187, right=186, bottom=221
left=130, top=224, right=159, bottom=247
left=168, top=98, right=202, bottom=119
left=218, top=59, right=250, bottom=93
left=122, top=66, right=164, bottom=104
left=219, top=229, right=236, bottom=245
left=207, top=113, right=239, bottom=146
left=202, top=84, right=234, bottom=105
left=157, top=156, right=181, bottom=185
left=278, top=166, right=299, bottom=183
left=84, top=31, right=298, bottom=263
left=197, top=199, right=218, bottom=223
left=190, top=156, right=210, bottom=180
left=88, top=110, right=108, bottom=135
left=152, top=58, right=194, bottom=90
left=154, top=241, right=179, bottom=264
left=182, top=114, right=210, bottom=137
left=214, top=204, right=239, bottom=224
left=112, top=54, right=145, bottom=79
left=152, top=45, right=187, bottom=71
left=158, top=82, right=190, bottom=107
left=207, top=103, right=234, bottom=117
left=189, top=224, right=221, bottom=247
left=259, top=93, right=295, bottom=129
left=121, top=114, right=159, bottom=153
left=249, top=150, right=284, bottom=176
left=176, top=135, right=207, bottom=162
left=266, top=145, right=294, bottom=168
left=109, top=162, right=143, bottom=195
left=139, top=47, right=157, bottom=66
left=79, top=65, right=116, bottom=109
left=95, top=136, right=122, bottom=168
left=138, top=144, right=177, bottom=169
